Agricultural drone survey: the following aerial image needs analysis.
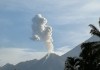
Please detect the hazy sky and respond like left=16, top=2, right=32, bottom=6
left=0, top=0, right=100, bottom=66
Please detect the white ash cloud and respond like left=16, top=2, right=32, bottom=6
left=31, top=14, right=54, bottom=53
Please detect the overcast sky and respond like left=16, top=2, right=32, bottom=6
left=0, top=0, right=100, bottom=66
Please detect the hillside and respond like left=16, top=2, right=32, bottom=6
left=0, top=35, right=100, bottom=70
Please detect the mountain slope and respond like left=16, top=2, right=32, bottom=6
left=61, top=35, right=100, bottom=61
left=0, top=35, right=100, bottom=70
left=34, top=53, right=64, bottom=70
left=15, top=59, right=38, bottom=70
left=0, top=53, right=64, bottom=70
left=0, top=63, right=15, bottom=70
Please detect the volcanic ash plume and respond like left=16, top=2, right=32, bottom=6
left=31, top=14, right=54, bottom=53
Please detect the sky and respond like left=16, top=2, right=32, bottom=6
left=0, top=0, right=100, bottom=66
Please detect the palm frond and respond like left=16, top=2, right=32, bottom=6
left=99, top=17, right=100, bottom=27
left=89, top=24, right=99, bottom=31
left=89, top=24, right=100, bottom=37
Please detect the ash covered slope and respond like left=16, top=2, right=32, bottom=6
left=61, top=35, right=100, bottom=60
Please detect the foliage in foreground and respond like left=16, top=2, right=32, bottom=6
left=64, top=19, right=100, bottom=70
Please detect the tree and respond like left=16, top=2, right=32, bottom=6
left=64, top=18, right=100, bottom=70
left=80, top=41, right=100, bottom=70
left=79, top=19, right=100, bottom=70
left=64, top=57, right=81, bottom=70
left=89, top=18, right=100, bottom=37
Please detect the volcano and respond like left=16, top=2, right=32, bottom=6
left=0, top=35, right=100, bottom=70
left=33, top=53, right=64, bottom=70
left=0, top=53, right=64, bottom=70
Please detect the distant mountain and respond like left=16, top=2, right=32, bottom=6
left=0, top=53, right=64, bottom=70
left=33, top=53, right=64, bottom=70
left=15, top=59, right=38, bottom=70
left=0, top=63, right=15, bottom=70
left=61, top=35, right=100, bottom=60
left=0, top=35, right=100, bottom=70
left=61, top=44, right=81, bottom=61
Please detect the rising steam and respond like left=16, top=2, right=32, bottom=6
left=31, top=14, right=54, bottom=53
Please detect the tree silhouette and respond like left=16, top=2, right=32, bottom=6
left=64, top=57, right=81, bottom=70
left=89, top=18, right=100, bottom=37
left=80, top=41, right=100, bottom=70
left=64, top=18, right=100, bottom=70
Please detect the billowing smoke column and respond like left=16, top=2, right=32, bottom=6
left=31, top=14, right=54, bottom=53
